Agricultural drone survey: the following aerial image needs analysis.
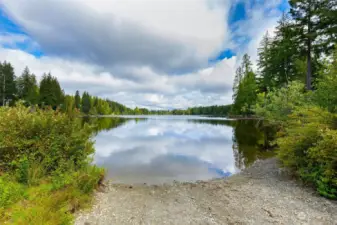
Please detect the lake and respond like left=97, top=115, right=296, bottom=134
left=85, top=116, right=274, bottom=184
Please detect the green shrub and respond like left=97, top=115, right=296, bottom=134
left=0, top=104, right=94, bottom=175
left=0, top=105, right=104, bottom=224
left=74, top=166, right=105, bottom=194
left=254, top=81, right=310, bottom=126
left=0, top=175, right=26, bottom=209
left=277, top=107, right=337, bottom=199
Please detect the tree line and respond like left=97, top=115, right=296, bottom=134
left=0, top=63, right=232, bottom=116
left=232, top=0, right=337, bottom=115
left=0, top=64, right=134, bottom=114
left=132, top=105, right=232, bottom=116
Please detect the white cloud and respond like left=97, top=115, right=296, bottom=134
left=0, top=46, right=235, bottom=109
left=0, top=0, right=285, bottom=109
left=1, top=0, right=230, bottom=73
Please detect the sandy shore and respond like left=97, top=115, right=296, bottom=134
left=75, top=158, right=337, bottom=225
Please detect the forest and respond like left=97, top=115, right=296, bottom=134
left=231, top=0, right=337, bottom=199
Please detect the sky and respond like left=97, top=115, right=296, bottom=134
left=0, top=0, right=289, bottom=110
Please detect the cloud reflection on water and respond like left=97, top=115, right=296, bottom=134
left=93, top=117, right=238, bottom=184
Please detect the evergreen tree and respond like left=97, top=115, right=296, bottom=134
left=16, top=67, right=39, bottom=105
left=257, top=32, right=273, bottom=92
left=232, top=55, right=257, bottom=115
left=289, top=0, right=337, bottom=89
left=0, top=61, right=17, bottom=106
left=81, top=91, right=91, bottom=114
left=39, top=73, right=63, bottom=108
left=232, top=67, right=243, bottom=100
left=75, top=90, right=81, bottom=109
left=258, top=14, right=303, bottom=90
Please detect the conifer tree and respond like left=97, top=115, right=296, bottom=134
left=0, top=61, right=17, bottom=106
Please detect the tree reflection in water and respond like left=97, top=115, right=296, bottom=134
left=84, top=116, right=275, bottom=173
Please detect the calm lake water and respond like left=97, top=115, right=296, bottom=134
left=85, top=116, right=274, bottom=184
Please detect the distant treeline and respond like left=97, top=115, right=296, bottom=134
left=0, top=64, right=132, bottom=114
left=0, top=63, right=231, bottom=116
left=137, top=105, right=232, bottom=116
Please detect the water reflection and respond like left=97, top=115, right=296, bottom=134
left=84, top=116, right=273, bottom=184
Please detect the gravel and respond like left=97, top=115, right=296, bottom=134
left=75, top=158, right=337, bottom=225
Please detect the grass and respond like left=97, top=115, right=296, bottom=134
left=0, top=105, right=105, bottom=224
left=0, top=166, right=104, bottom=225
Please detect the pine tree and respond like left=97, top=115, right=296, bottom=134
left=258, top=14, right=303, bottom=90
left=232, top=55, right=257, bottom=115
left=289, top=0, right=337, bottom=89
left=81, top=92, right=91, bottom=114
left=39, top=73, right=63, bottom=108
left=0, top=61, right=17, bottom=106
left=17, top=66, right=39, bottom=105
left=75, top=90, right=81, bottom=109
left=232, top=67, right=243, bottom=100
left=257, top=32, right=273, bottom=92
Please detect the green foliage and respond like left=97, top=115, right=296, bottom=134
left=74, top=90, right=81, bottom=109
left=257, top=14, right=303, bottom=90
left=314, top=48, right=337, bottom=113
left=14, top=156, right=30, bottom=185
left=0, top=61, right=17, bottom=106
left=289, top=0, right=337, bottom=89
left=255, top=72, right=337, bottom=199
left=232, top=54, right=257, bottom=115
left=185, top=105, right=232, bottom=116
left=0, top=104, right=94, bottom=174
left=81, top=91, right=91, bottom=114
left=0, top=175, right=26, bottom=209
left=61, top=95, right=76, bottom=116
left=254, top=81, right=309, bottom=125
left=0, top=105, right=104, bottom=224
left=16, top=67, right=39, bottom=105
left=277, top=107, right=337, bottom=199
left=39, top=73, right=64, bottom=108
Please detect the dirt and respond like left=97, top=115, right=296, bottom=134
left=75, top=158, right=337, bottom=225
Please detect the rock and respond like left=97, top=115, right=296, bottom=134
left=297, top=212, right=306, bottom=221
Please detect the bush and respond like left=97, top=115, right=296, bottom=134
left=0, top=104, right=104, bottom=224
left=277, top=107, right=337, bottom=199
left=254, top=81, right=310, bottom=126
left=255, top=79, right=337, bottom=199
left=0, top=175, right=26, bottom=209
left=0, top=104, right=94, bottom=177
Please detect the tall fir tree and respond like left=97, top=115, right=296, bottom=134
left=257, top=13, right=303, bottom=90
left=289, top=0, right=337, bottom=89
left=16, top=67, right=39, bottom=105
left=257, top=31, right=273, bottom=92
left=75, top=90, right=81, bottom=109
left=39, top=73, right=63, bottom=108
left=81, top=91, right=91, bottom=114
left=232, top=55, right=257, bottom=115
left=0, top=61, right=17, bottom=106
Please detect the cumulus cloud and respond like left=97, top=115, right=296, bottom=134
left=0, top=45, right=235, bottom=109
left=0, top=0, right=285, bottom=109
left=2, top=0, right=230, bottom=74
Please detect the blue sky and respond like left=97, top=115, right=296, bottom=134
left=0, top=0, right=289, bottom=109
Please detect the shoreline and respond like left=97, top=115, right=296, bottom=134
left=76, top=158, right=337, bottom=225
